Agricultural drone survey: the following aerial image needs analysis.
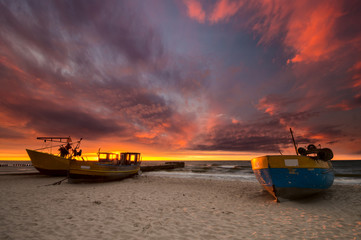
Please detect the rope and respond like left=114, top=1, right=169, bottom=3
left=44, top=177, right=68, bottom=186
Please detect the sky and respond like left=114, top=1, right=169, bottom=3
left=1, top=0, right=361, bottom=161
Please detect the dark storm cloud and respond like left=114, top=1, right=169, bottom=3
left=0, top=0, right=200, bottom=145
left=192, top=118, right=293, bottom=153
left=334, top=1, right=361, bottom=42
left=0, top=1, right=68, bottom=65
left=278, top=111, right=320, bottom=126
left=0, top=0, right=163, bottom=64
left=0, top=126, right=24, bottom=139
left=190, top=108, right=340, bottom=153
left=86, top=78, right=177, bottom=130
left=1, top=93, right=125, bottom=139
left=306, top=125, right=344, bottom=144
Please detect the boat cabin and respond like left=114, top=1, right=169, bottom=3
left=99, top=152, right=119, bottom=162
left=98, top=152, right=141, bottom=165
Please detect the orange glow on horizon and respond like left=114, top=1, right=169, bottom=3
left=2, top=150, right=361, bottom=161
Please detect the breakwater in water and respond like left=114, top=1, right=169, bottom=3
left=140, top=162, right=185, bottom=172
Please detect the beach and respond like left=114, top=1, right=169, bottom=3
left=0, top=173, right=360, bottom=240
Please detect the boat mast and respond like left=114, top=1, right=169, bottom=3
left=289, top=128, right=298, bottom=155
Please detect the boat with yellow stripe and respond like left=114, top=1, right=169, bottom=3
left=252, top=154, right=334, bottom=200
left=251, top=129, right=334, bottom=200
left=68, top=151, right=141, bottom=183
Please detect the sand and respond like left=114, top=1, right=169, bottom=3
left=0, top=174, right=360, bottom=240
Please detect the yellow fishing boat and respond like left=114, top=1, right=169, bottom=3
left=68, top=151, right=141, bottom=183
left=26, top=137, right=83, bottom=176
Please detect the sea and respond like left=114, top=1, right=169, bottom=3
left=1, top=160, right=361, bottom=185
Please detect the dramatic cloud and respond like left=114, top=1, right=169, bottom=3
left=0, top=0, right=203, bottom=149
left=1, top=0, right=361, bottom=159
left=192, top=119, right=291, bottom=152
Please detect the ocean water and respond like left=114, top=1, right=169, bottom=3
left=1, top=160, right=361, bottom=185
left=142, top=160, right=361, bottom=185
left=142, top=161, right=256, bottom=182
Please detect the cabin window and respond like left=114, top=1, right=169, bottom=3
left=109, top=154, right=118, bottom=161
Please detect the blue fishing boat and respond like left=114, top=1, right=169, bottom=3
left=251, top=129, right=334, bottom=201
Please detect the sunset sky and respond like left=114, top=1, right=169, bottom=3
left=1, top=0, right=361, bottom=161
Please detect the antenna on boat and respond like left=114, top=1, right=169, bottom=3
left=289, top=128, right=298, bottom=155
left=74, top=138, right=82, bottom=149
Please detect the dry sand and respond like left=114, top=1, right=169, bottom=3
left=0, top=174, right=360, bottom=240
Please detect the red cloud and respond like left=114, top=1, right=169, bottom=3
left=209, top=0, right=244, bottom=23
left=327, top=94, right=361, bottom=111
left=349, top=61, right=361, bottom=71
left=348, top=61, right=361, bottom=88
left=241, top=1, right=346, bottom=64
left=256, top=95, right=294, bottom=116
left=0, top=56, right=26, bottom=75
left=257, top=96, right=279, bottom=116
left=182, top=0, right=359, bottom=65
left=285, top=1, right=344, bottom=64
left=183, top=0, right=206, bottom=23
left=182, top=0, right=243, bottom=24
left=327, top=100, right=353, bottom=111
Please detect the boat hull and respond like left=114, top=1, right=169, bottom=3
left=68, top=160, right=140, bottom=183
left=26, top=149, right=70, bottom=176
left=251, top=155, right=334, bottom=199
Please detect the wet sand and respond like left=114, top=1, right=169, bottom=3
left=0, top=174, right=360, bottom=239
